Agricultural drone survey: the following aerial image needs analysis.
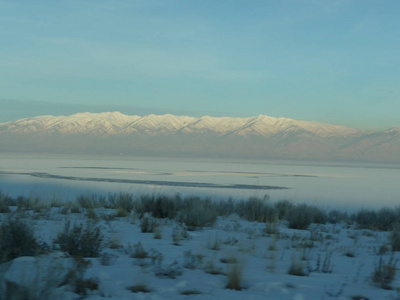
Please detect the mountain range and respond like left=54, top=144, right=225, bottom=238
left=0, top=112, right=399, bottom=163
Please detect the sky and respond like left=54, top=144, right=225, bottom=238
left=0, top=0, right=399, bottom=130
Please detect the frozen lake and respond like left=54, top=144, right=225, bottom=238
left=1, top=153, right=399, bottom=210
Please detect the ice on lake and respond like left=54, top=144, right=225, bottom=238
left=1, top=153, right=399, bottom=210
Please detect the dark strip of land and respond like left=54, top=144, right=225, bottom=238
left=0, top=171, right=289, bottom=190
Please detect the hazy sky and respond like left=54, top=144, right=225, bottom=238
left=1, top=0, right=399, bottom=130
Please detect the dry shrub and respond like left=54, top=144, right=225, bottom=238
left=390, top=223, right=400, bottom=251
left=54, top=221, right=103, bottom=257
left=0, top=218, right=41, bottom=263
left=371, top=255, right=398, bottom=290
left=127, top=283, right=152, bottom=293
left=226, top=258, right=244, bottom=290
left=288, top=256, right=308, bottom=276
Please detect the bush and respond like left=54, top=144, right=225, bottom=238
left=0, top=201, right=10, bottom=213
left=77, top=194, right=100, bottom=209
left=137, top=194, right=181, bottom=219
left=115, top=207, right=129, bottom=218
left=70, top=205, right=81, bottom=214
left=131, top=242, right=148, bottom=259
left=236, top=196, right=275, bottom=223
left=0, top=218, right=41, bottom=263
left=390, top=223, right=400, bottom=251
left=327, top=209, right=348, bottom=224
left=15, top=196, right=48, bottom=213
left=288, top=256, right=308, bottom=276
left=0, top=191, right=12, bottom=213
left=100, top=252, right=118, bottom=266
left=287, top=204, right=326, bottom=230
left=178, top=197, right=217, bottom=229
left=376, top=208, right=400, bottom=230
left=138, top=195, right=217, bottom=229
left=63, top=256, right=99, bottom=295
left=183, top=250, right=204, bottom=269
left=140, top=214, right=158, bottom=233
left=107, top=193, right=135, bottom=211
left=153, top=225, right=162, bottom=239
left=154, top=261, right=182, bottom=278
left=172, top=225, right=190, bottom=245
left=116, top=193, right=135, bottom=211
left=54, top=221, right=103, bottom=257
left=86, top=208, right=97, bottom=219
left=371, top=255, right=397, bottom=290
left=274, top=199, right=294, bottom=220
left=75, top=278, right=99, bottom=295
left=352, top=207, right=400, bottom=231
left=215, top=198, right=235, bottom=216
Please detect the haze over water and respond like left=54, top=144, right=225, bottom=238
left=1, top=153, right=399, bottom=211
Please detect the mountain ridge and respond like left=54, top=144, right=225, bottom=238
left=0, top=112, right=398, bottom=163
left=0, top=111, right=367, bottom=138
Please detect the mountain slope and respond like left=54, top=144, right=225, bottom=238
left=0, top=112, right=398, bottom=163
left=0, top=112, right=365, bottom=138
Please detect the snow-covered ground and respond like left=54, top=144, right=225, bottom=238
left=0, top=197, right=399, bottom=300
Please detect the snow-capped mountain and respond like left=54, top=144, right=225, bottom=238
left=0, top=112, right=364, bottom=138
left=0, top=112, right=399, bottom=163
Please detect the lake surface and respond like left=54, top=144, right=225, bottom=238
left=0, top=153, right=399, bottom=210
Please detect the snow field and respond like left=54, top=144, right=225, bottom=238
left=0, top=201, right=399, bottom=300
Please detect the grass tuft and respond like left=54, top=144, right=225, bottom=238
left=226, top=261, right=244, bottom=291
left=127, top=284, right=152, bottom=293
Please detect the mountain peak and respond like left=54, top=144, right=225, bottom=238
left=0, top=112, right=399, bottom=162
left=0, top=112, right=365, bottom=138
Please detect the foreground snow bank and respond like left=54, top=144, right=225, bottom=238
left=0, top=195, right=399, bottom=299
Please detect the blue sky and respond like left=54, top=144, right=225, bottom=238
left=0, top=0, right=399, bottom=130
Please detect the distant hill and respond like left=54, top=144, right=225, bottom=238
left=1, top=112, right=399, bottom=163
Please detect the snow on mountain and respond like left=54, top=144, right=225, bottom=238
left=125, top=114, right=198, bottom=135
left=222, top=115, right=363, bottom=138
left=0, top=112, right=141, bottom=135
left=0, top=112, right=365, bottom=138
left=179, top=115, right=253, bottom=135
left=385, top=126, right=400, bottom=135
left=1, top=112, right=399, bottom=162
